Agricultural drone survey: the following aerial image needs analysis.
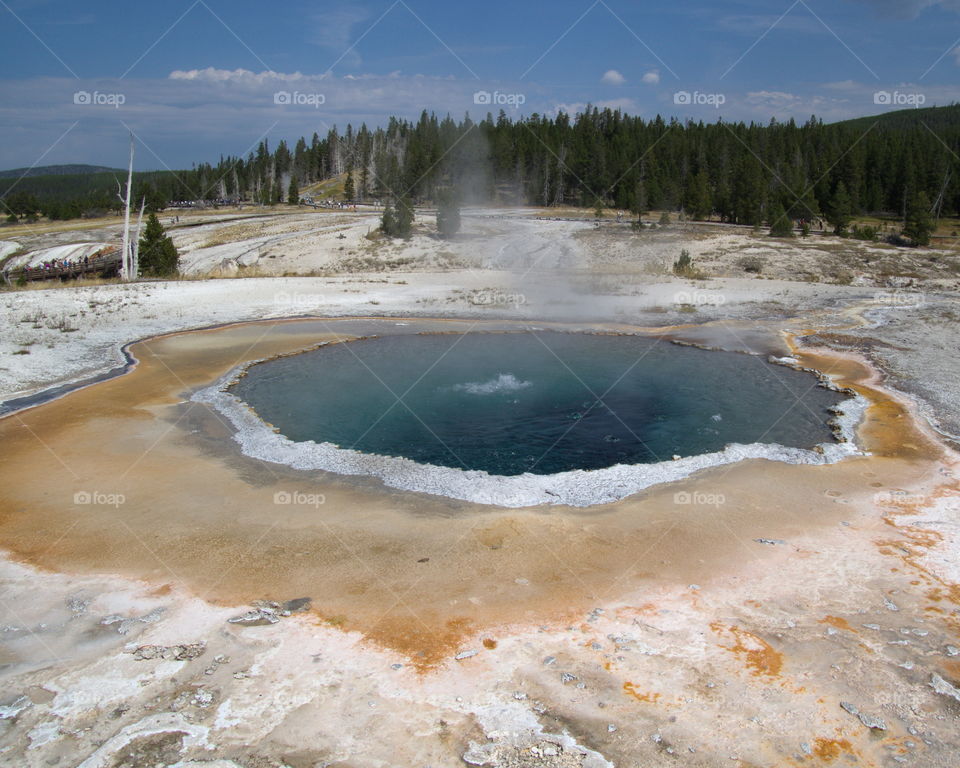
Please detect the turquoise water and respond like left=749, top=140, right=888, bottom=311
left=231, top=332, right=848, bottom=476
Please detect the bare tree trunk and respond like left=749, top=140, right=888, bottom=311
left=132, top=196, right=146, bottom=278
left=120, top=134, right=134, bottom=280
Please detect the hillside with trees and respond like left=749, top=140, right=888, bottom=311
left=2, top=105, right=958, bottom=229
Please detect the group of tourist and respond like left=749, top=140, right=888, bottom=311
left=4, top=249, right=114, bottom=282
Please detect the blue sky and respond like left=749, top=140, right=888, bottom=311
left=1, top=0, right=958, bottom=169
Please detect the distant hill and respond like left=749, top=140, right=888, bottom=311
left=833, top=103, right=960, bottom=131
left=0, top=164, right=124, bottom=180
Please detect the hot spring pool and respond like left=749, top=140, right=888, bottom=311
left=224, top=331, right=855, bottom=489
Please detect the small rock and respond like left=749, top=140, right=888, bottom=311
left=800, top=743, right=812, bottom=755
left=863, top=624, right=881, bottom=631
left=560, top=673, right=578, bottom=684
left=0, top=696, right=31, bottom=720
left=607, top=724, right=617, bottom=733
left=945, top=645, right=959, bottom=657
left=66, top=597, right=90, bottom=615
left=883, top=597, right=899, bottom=612
left=131, top=643, right=205, bottom=662
left=858, top=713, right=886, bottom=731
left=754, top=538, right=786, bottom=546
left=227, top=607, right=279, bottom=627
left=543, top=656, right=557, bottom=666
left=463, top=742, right=492, bottom=766
left=390, top=663, right=403, bottom=670
left=281, top=597, right=311, bottom=613
left=193, top=689, right=214, bottom=708
left=455, top=650, right=478, bottom=661
left=930, top=673, right=960, bottom=703
left=840, top=701, right=860, bottom=716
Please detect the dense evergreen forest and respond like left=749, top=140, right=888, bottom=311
left=2, top=105, right=958, bottom=227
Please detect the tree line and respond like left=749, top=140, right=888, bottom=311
left=3, top=105, right=958, bottom=237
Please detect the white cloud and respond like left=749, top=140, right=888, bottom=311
left=601, top=70, right=626, bottom=86
left=642, top=70, right=660, bottom=85
left=309, top=8, right=370, bottom=50
left=169, top=68, right=316, bottom=84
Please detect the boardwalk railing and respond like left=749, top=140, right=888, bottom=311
left=2, top=251, right=123, bottom=284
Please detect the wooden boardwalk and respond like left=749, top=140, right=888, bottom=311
left=3, top=251, right=122, bottom=284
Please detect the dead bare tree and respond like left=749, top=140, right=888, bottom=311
left=116, top=134, right=135, bottom=280
left=132, top=196, right=146, bottom=278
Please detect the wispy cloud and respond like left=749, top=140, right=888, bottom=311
left=309, top=7, right=372, bottom=68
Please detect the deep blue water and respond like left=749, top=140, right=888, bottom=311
left=231, top=332, right=847, bottom=476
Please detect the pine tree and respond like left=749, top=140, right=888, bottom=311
left=138, top=214, right=179, bottom=277
left=344, top=170, right=355, bottom=201
left=632, top=168, right=648, bottom=225
left=687, top=171, right=712, bottom=221
left=396, top=196, right=414, bottom=238
left=903, top=191, right=934, bottom=246
left=436, top=187, right=461, bottom=239
left=827, top=182, right=852, bottom=236
left=287, top=176, right=300, bottom=205
left=768, top=202, right=794, bottom=237
left=381, top=201, right=396, bottom=236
